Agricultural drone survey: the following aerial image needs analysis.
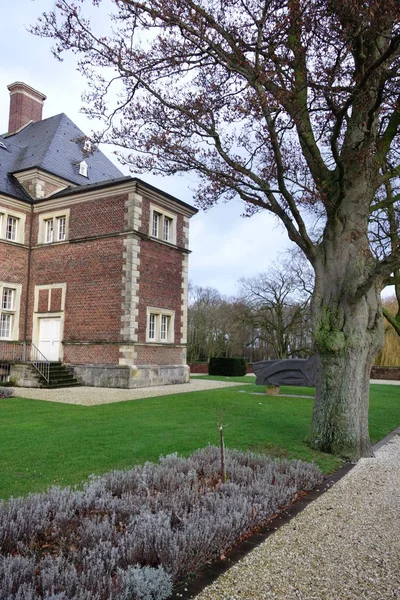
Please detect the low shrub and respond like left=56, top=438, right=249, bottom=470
left=0, top=447, right=322, bottom=599
left=209, top=357, right=247, bottom=376
left=0, top=387, right=13, bottom=399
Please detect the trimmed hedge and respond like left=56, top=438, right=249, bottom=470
left=209, top=357, right=247, bottom=376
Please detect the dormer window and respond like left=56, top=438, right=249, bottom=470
left=79, top=160, right=88, bottom=177
left=83, top=139, right=92, bottom=152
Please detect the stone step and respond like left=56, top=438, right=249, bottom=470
left=40, top=362, right=81, bottom=388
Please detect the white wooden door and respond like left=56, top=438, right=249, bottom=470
left=38, top=318, right=61, bottom=361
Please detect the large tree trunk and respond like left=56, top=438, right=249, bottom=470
left=309, top=209, right=385, bottom=461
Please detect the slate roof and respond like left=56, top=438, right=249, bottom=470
left=0, top=113, right=124, bottom=202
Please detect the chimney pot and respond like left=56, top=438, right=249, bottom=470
left=7, top=82, right=47, bottom=135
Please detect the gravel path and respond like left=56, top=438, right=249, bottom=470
left=11, top=378, right=244, bottom=406
left=195, top=434, right=400, bottom=600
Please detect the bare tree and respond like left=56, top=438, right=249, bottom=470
left=240, top=262, right=312, bottom=359
left=187, top=285, right=255, bottom=362
left=32, top=0, right=400, bottom=459
left=187, top=285, right=225, bottom=362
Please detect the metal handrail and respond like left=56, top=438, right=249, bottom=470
left=0, top=341, right=50, bottom=383
left=29, top=343, right=50, bottom=383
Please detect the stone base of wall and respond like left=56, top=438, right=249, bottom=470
left=69, top=363, right=190, bottom=389
left=9, top=363, right=42, bottom=387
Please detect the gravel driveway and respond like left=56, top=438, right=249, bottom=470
left=11, top=378, right=244, bottom=406
left=195, top=434, right=400, bottom=600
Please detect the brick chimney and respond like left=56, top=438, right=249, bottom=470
left=7, top=82, right=47, bottom=135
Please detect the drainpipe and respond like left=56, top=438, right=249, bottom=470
left=23, top=203, right=34, bottom=360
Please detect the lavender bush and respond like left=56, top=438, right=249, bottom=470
left=0, top=447, right=322, bottom=599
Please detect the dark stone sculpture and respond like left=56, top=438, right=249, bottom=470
left=253, top=356, right=316, bottom=387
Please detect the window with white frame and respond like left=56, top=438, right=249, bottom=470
left=0, top=283, right=21, bottom=340
left=45, top=218, right=54, bottom=243
left=0, top=288, right=14, bottom=338
left=38, top=210, right=69, bottom=244
left=150, top=205, right=176, bottom=244
left=6, top=216, right=18, bottom=241
left=146, top=308, right=175, bottom=343
left=0, top=208, right=25, bottom=244
left=44, top=215, right=67, bottom=243
left=2, top=288, right=14, bottom=311
left=152, top=211, right=159, bottom=238
left=57, top=216, right=66, bottom=241
left=148, top=313, right=156, bottom=340
left=163, top=216, right=173, bottom=242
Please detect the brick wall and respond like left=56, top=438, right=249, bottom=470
left=8, top=83, right=45, bottom=134
left=64, top=344, right=120, bottom=365
left=18, top=176, right=67, bottom=200
left=69, top=194, right=127, bottom=239
left=137, top=238, right=183, bottom=343
left=1, top=185, right=192, bottom=373
left=135, top=345, right=183, bottom=365
left=0, top=243, right=29, bottom=339
left=27, top=234, right=125, bottom=364
left=139, top=195, right=186, bottom=247
left=32, top=193, right=127, bottom=243
left=0, top=199, right=31, bottom=245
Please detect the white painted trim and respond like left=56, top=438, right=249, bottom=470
left=0, top=205, right=26, bottom=244
left=33, top=283, right=67, bottom=313
left=0, top=281, right=22, bottom=341
left=8, top=82, right=46, bottom=102
left=37, top=208, right=70, bottom=244
left=149, top=203, right=177, bottom=245
left=32, top=284, right=66, bottom=361
left=0, top=196, right=31, bottom=213
left=15, top=169, right=70, bottom=189
left=146, top=307, right=175, bottom=344
left=34, top=182, right=136, bottom=211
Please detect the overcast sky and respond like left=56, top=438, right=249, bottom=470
left=0, top=1, right=297, bottom=296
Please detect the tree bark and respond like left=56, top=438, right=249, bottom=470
left=310, top=213, right=385, bottom=460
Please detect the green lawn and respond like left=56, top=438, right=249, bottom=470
left=0, top=381, right=398, bottom=499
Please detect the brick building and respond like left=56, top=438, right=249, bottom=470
left=0, top=82, right=197, bottom=388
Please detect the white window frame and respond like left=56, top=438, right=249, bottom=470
left=148, top=313, right=156, bottom=341
left=38, top=209, right=70, bottom=244
left=45, top=218, right=54, bottom=243
left=2, top=288, right=14, bottom=311
left=6, top=216, right=18, bottom=241
left=0, top=314, right=12, bottom=339
left=152, top=211, right=160, bottom=238
left=0, top=282, right=21, bottom=341
left=57, top=216, right=66, bottom=241
left=149, top=204, right=176, bottom=245
left=146, top=308, right=175, bottom=343
left=0, top=207, right=26, bottom=244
